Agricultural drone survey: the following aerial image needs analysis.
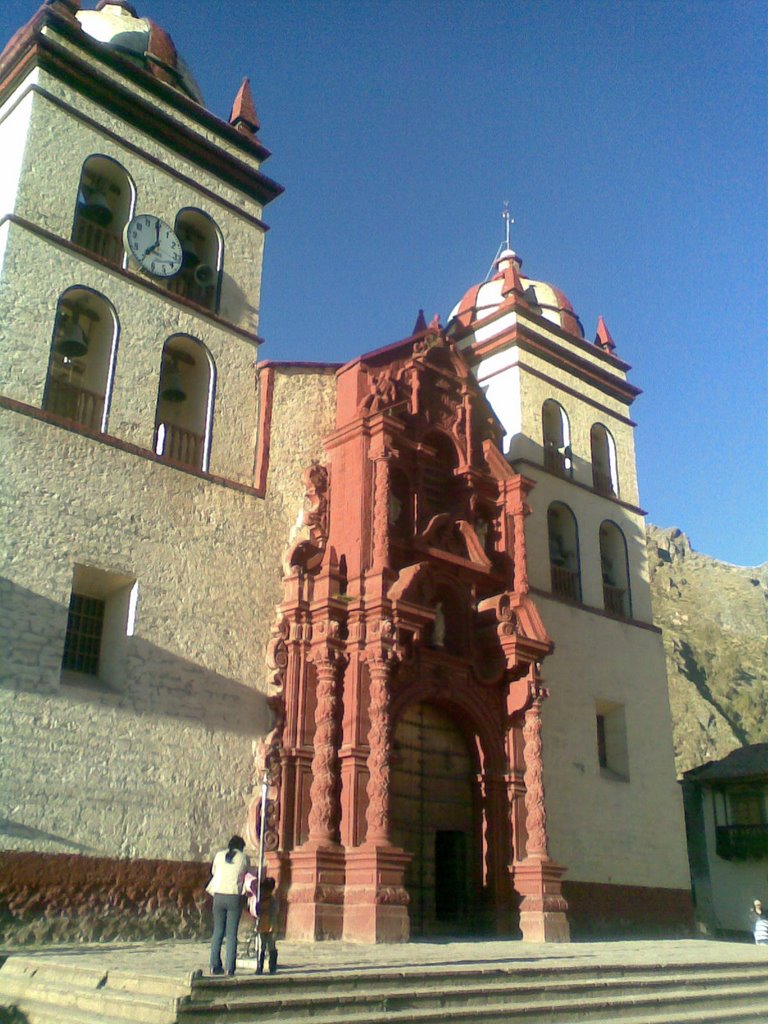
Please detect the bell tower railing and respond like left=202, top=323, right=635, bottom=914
left=44, top=379, right=104, bottom=432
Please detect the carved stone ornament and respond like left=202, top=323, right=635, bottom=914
left=358, top=368, right=406, bottom=416
left=282, top=462, right=330, bottom=574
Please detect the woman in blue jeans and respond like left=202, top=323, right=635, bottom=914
left=207, top=835, right=249, bottom=975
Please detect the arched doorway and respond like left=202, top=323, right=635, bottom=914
left=390, top=701, right=481, bottom=936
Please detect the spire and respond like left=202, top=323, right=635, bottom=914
left=230, top=77, right=260, bottom=135
left=595, top=315, right=617, bottom=355
left=412, top=308, right=427, bottom=333
left=486, top=201, right=522, bottom=280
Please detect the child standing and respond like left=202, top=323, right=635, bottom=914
left=254, top=877, right=279, bottom=974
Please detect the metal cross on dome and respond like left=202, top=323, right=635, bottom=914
left=484, top=201, right=516, bottom=281
left=502, top=201, right=514, bottom=251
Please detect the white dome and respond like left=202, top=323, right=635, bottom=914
left=448, top=250, right=584, bottom=338
left=76, top=2, right=204, bottom=105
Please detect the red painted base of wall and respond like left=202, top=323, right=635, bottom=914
left=0, top=851, right=211, bottom=946
left=562, top=880, right=695, bottom=939
left=0, top=851, right=695, bottom=946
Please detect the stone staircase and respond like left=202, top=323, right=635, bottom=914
left=1, top=952, right=768, bottom=1023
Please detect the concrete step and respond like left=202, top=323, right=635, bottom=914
left=0, top=959, right=181, bottom=1024
left=3, top=952, right=768, bottom=1024
left=183, top=963, right=768, bottom=1002
left=175, top=993, right=768, bottom=1024
left=176, top=967, right=768, bottom=1023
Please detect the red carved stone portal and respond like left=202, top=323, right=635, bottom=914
left=254, top=326, right=570, bottom=942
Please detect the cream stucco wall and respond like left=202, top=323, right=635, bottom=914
left=0, top=367, right=336, bottom=862
left=538, top=597, right=690, bottom=889
left=6, top=72, right=267, bottom=333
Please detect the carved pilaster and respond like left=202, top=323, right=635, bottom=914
left=372, top=453, right=391, bottom=570
left=511, top=501, right=530, bottom=594
left=364, top=619, right=398, bottom=845
left=522, top=683, right=549, bottom=858
left=306, top=641, right=344, bottom=845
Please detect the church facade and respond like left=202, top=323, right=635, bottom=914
left=0, top=0, right=692, bottom=945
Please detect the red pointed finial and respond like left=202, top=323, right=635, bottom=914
left=428, top=314, right=441, bottom=332
left=230, top=77, right=260, bottom=135
left=413, top=309, right=427, bottom=333
left=595, top=315, right=617, bottom=354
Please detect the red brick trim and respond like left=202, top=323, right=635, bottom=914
left=254, top=364, right=275, bottom=493
left=463, top=321, right=641, bottom=406
left=482, top=358, right=638, bottom=428
left=562, top=880, right=694, bottom=939
left=0, top=9, right=283, bottom=203
left=0, top=395, right=267, bottom=498
left=511, top=457, right=647, bottom=514
left=529, top=585, right=663, bottom=633
left=0, top=850, right=211, bottom=945
left=0, top=82, right=273, bottom=230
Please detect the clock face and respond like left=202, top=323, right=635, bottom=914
left=124, top=214, right=183, bottom=278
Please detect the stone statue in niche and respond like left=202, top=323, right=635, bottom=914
left=433, top=602, right=446, bottom=647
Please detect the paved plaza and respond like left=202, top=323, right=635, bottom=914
left=2, top=936, right=765, bottom=981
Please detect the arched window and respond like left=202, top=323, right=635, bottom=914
left=419, top=431, right=460, bottom=527
left=166, top=208, right=223, bottom=311
left=72, top=156, right=135, bottom=266
left=547, top=502, right=581, bottom=602
left=43, top=287, right=119, bottom=432
left=153, top=335, right=215, bottom=472
left=591, top=423, right=619, bottom=497
left=599, top=520, right=632, bottom=618
left=542, top=399, right=572, bottom=478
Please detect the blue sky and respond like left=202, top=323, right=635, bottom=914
left=3, top=1, right=766, bottom=565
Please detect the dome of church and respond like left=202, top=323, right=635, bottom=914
left=76, top=1, right=204, bottom=104
left=448, top=249, right=584, bottom=338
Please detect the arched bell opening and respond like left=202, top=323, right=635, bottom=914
left=153, top=334, right=215, bottom=471
left=168, top=208, right=223, bottom=311
left=599, top=520, right=632, bottom=618
left=72, top=155, right=135, bottom=266
left=541, top=398, right=572, bottom=478
left=590, top=423, right=619, bottom=497
left=43, top=287, right=119, bottom=432
left=547, top=501, right=581, bottom=602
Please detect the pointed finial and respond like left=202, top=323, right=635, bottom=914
left=230, top=77, right=260, bottom=135
left=486, top=202, right=521, bottom=280
left=428, top=314, right=441, bottom=331
left=413, top=309, right=427, bottom=333
left=595, top=316, right=617, bottom=354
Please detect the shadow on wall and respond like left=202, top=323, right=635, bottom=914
left=0, top=577, right=270, bottom=738
left=0, top=1008, right=31, bottom=1024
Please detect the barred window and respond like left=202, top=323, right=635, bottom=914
left=62, top=593, right=105, bottom=675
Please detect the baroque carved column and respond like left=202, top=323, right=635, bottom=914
left=342, top=618, right=411, bottom=942
left=364, top=649, right=393, bottom=845
left=522, top=686, right=549, bottom=857
left=510, top=670, right=570, bottom=942
left=306, top=644, right=343, bottom=846
left=371, top=450, right=391, bottom=571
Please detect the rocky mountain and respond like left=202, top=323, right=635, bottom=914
left=646, top=525, right=768, bottom=776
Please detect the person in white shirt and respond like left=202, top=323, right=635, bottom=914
left=207, top=835, right=249, bottom=975
left=750, top=899, right=768, bottom=946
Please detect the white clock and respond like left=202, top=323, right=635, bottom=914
left=123, top=214, right=183, bottom=278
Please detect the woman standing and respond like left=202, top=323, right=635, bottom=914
left=207, top=835, right=249, bottom=975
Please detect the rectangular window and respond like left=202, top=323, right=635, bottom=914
left=596, top=714, right=608, bottom=769
left=595, top=701, right=629, bottom=780
left=62, top=593, right=105, bottom=675
left=60, top=565, right=136, bottom=687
